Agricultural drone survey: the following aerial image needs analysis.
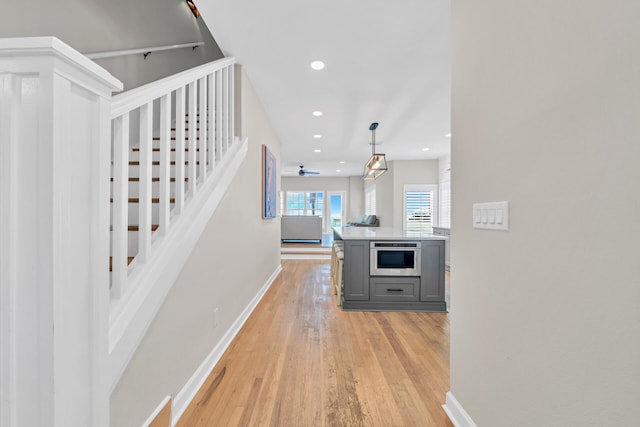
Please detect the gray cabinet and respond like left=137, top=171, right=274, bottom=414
left=341, top=239, right=446, bottom=312
left=420, top=241, right=445, bottom=302
left=343, top=240, right=369, bottom=300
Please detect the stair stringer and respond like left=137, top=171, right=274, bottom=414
left=108, top=137, right=248, bottom=391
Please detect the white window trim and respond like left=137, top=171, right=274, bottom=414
left=439, top=169, right=451, bottom=228
left=403, top=184, right=438, bottom=232
left=284, top=191, right=325, bottom=217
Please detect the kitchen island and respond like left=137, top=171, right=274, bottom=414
left=333, top=227, right=447, bottom=312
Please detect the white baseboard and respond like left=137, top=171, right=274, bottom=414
left=142, top=395, right=172, bottom=427
left=171, top=264, right=283, bottom=426
left=442, top=391, right=478, bottom=427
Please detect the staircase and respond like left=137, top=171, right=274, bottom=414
left=107, top=57, right=248, bottom=390
left=109, top=113, right=202, bottom=271
left=0, top=37, right=248, bottom=427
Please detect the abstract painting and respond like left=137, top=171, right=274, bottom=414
left=262, top=144, right=277, bottom=218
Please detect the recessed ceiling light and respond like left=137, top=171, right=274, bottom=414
left=313, top=134, right=322, bottom=139
left=445, top=133, right=452, bottom=138
left=336, top=169, right=341, bottom=173
left=310, top=61, right=325, bottom=70
left=339, top=161, right=345, bottom=164
left=422, top=147, right=430, bottom=152
left=314, top=149, right=321, bottom=153
left=312, top=111, right=323, bottom=117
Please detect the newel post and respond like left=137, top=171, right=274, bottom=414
left=0, top=37, right=122, bottom=427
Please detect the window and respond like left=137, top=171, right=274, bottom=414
left=365, top=185, right=376, bottom=215
left=284, top=191, right=324, bottom=216
left=404, top=184, right=438, bottom=232
left=439, top=169, right=451, bottom=228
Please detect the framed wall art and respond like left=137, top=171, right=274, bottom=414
left=262, top=144, right=277, bottom=219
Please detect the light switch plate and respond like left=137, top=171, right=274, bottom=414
left=473, top=201, right=509, bottom=231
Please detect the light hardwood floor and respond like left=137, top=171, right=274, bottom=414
left=177, top=260, right=452, bottom=427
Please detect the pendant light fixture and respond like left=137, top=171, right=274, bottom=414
left=363, top=122, right=387, bottom=180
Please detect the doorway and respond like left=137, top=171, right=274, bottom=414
left=326, top=191, right=345, bottom=232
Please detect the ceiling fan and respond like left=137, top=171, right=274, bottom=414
left=298, top=165, right=320, bottom=176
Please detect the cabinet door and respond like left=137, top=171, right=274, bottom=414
left=420, top=240, right=445, bottom=301
left=343, top=240, right=369, bottom=300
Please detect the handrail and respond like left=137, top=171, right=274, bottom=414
left=111, top=56, right=235, bottom=119
left=85, top=41, right=204, bottom=60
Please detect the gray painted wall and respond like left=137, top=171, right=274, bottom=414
left=110, top=70, right=281, bottom=426
left=0, top=0, right=223, bottom=89
left=451, top=1, right=640, bottom=426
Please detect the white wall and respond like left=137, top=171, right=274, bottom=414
left=349, top=176, right=365, bottom=220
left=0, top=0, right=223, bottom=90
left=450, top=2, right=640, bottom=426
left=369, top=162, right=394, bottom=227
left=364, top=159, right=439, bottom=228
left=110, top=70, right=281, bottom=427
left=282, top=176, right=351, bottom=193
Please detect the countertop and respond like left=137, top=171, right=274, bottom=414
left=333, top=226, right=448, bottom=241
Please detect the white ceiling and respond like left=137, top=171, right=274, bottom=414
left=199, top=0, right=451, bottom=177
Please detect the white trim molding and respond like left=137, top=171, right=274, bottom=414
left=142, top=395, right=172, bottom=427
left=443, top=392, right=478, bottom=427
left=0, top=37, right=122, bottom=427
left=171, top=264, right=283, bottom=425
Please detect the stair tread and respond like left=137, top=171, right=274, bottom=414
left=128, top=224, right=160, bottom=232
left=109, top=256, right=135, bottom=272
left=108, top=111, right=215, bottom=273
left=151, top=136, right=201, bottom=141
left=110, top=177, right=189, bottom=182
left=131, top=147, right=201, bottom=152
left=128, top=161, right=201, bottom=166
left=109, top=197, right=176, bottom=203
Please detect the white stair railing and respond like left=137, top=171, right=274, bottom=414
left=1, top=37, right=249, bottom=425
left=109, top=57, right=236, bottom=298
left=107, top=57, right=247, bottom=389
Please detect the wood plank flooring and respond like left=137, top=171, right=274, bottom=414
left=177, top=260, right=452, bottom=427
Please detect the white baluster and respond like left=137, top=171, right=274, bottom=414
left=207, top=73, right=216, bottom=172
left=198, top=76, right=207, bottom=183
left=112, top=114, right=129, bottom=298
left=138, top=102, right=153, bottom=263
left=174, top=87, right=186, bottom=214
left=229, top=64, right=235, bottom=146
left=216, top=70, right=223, bottom=161
left=158, top=94, right=171, bottom=235
left=187, top=82, right=197, bottom=196
left=222, top=66, right=229, bottom=152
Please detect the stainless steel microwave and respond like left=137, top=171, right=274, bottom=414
left=370, top=241, right=421, bottom=276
